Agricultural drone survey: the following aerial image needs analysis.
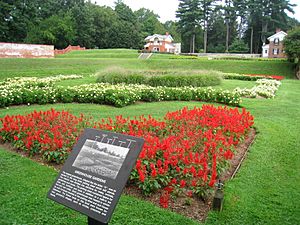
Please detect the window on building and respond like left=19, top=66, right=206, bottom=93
left=273, top=48, right=278, bottom=55
left=274, top=38, right=279, bottom=45
left=265, top=49, right=268, bottom=54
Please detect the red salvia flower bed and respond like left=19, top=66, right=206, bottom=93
left=246, top=74, right=285, bottom=80
left=0, top=105, right=254, bottom=208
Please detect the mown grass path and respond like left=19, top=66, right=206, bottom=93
left=0, top=58, right=294, bottom=79
left=207, top=80, right=300, bottom=224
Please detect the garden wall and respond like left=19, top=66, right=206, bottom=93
left=0, top=42, right=54, bottom=58
left=54, top=45, right=85, bottom=55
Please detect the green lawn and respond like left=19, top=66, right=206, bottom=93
left=0, top=51, right=295, bottom=79
left=0, top=50, right=300, bottom=224
left=56, top=49, right=139, bottom=59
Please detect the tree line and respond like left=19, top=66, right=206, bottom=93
left=177, top=0, right=299, bottom=53
left=0, top=0, right=299, bottom=53
left=0, top=0, right=180, bottom=49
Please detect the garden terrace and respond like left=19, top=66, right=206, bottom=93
left=0, top=49, right=299, bottom=225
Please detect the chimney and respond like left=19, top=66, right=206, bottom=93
left=276, top=28, right=281, bottom=33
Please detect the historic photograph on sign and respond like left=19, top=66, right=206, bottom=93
left=72, top=139, right=130, bottom=179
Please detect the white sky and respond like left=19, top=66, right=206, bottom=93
left=95, top=0, right=300, bottom=23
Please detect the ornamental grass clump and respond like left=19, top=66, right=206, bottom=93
left=96, top=67, right=223, bottom=87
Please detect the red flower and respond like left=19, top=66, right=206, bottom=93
left=180, top=180, right=186, bottom=188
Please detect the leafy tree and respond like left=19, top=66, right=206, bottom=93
left=71, top=3, right=95, bottom=48
left=0, top=1, right=14, bottom=40
left=229, top=39, right=249, bottom=53
left=283, top=26, right=300, bottom=62
left=91, top=6, right=118, bottom=49
left=164, top=21, right=182, bottom=43
left=135, top=8, right=165, bottom=37
left=25, top=12, right=75, bottom=49
left=113, top=0, right=142, bottom=49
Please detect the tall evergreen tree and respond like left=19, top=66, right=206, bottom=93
left=199, top=0, right=219, bottom=53
left=176, top=0, right=201, bottom=53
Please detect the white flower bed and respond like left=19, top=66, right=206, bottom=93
left=0, top=76, right=242, bottom=108
left=234, top=79, right=281, bottom=98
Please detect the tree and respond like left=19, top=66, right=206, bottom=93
left=207, top=9, right=226, bottom=52
left=233, top=0, right=249, bottom=40
left=135, top=8, right=165, bottom=38
left=283, top=26, right=300, bottom=78
left=229, top=39, right=249, bottom=53
left=0, top=0, right=14, bottom=41
left=164, top=21, right=181, bottom=43
left=199, top=0, right=219, bottom=53
left=110, top=0, right=142, bottom=49
left=71, top=3, right=95, bottom=48
left=91, top=5, right=118, bottom=49
left=25, top=12, right=75, bottom=49
left=176, top=0, right=201, bottom=53
left=245, top=0, right=296, bottom=53
left=283, top=26, right=300, bottom=62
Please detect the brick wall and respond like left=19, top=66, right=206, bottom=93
left=0, top=42, right=54, bottom=58
left=54, top=45, right=85, bottom=55
left=268, top=42, right=286, bottom=58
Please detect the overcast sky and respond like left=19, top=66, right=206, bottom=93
left=95, top=0, right=300, bottom=23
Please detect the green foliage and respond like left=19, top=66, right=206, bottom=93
left=71, top=3, right=96, bottom=49
left=229, top=39, right=249, bottom=53
left=223, top=73, right=264, bottom=81
left=207, top=10, right=226, bottom=53
left=283, top=26, right=300, bottom=62
left=26, top=13, right=75, bottom=49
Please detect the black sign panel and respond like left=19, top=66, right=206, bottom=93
left=47, top=128, right=144, bottom=224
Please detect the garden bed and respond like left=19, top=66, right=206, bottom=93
left=0, top=106, right=255, bottom=222
left=123, top=128, right=256, bottom=222
left=0, top=128, right=255, bottom=222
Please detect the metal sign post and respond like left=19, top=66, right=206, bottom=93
left=48, top=128, right=144, bottom=224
